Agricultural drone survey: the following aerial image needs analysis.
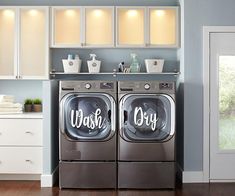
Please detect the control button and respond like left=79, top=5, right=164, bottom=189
left=144, top=83, right=151, bottom=90
left=85, top=83, right=91, bottom=89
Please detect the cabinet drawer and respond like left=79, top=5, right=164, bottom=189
left=0, top=119, right=42, bottom=146
left=0, top=147, right=42, bottom=174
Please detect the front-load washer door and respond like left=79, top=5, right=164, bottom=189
left=119, top=94, right=175, bottom=142
left=60, top=93, right=116, bottom=141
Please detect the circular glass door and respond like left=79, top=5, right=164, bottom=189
left=119, top=94, right=175, bottom=142
left=60, top=93, right=115, bottom=141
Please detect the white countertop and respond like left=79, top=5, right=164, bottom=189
left=0, top=112, right=43, bottom=119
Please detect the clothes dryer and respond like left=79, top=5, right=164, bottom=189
left=118, top=81, right=176, bottom=189
left=59, top=81, right=117, bottom=189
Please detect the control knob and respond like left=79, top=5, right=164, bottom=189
left=85, top=83, right=91, bottom=89
left=144, top=83, right=151, bottom=90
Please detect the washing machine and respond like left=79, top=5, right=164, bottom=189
left=118, top=81, right=176, bottom=189
left=59, top=81, right=117, bottom=189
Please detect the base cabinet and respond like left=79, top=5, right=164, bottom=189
left=0, top=147, right=42, bottom=174
left=0, top=115, right=43, bottom=176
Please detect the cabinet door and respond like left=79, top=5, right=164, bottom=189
left=52, top=7, right=82, bottom=47
left=149, top=7, right=179, bottom=47
left=84, top=7, right=114, bottom=47
left=0, top=8, right=17, bottom=79
left=116, top=7, right=146, bottom=47
left=19, top=7, right=49, bottom=79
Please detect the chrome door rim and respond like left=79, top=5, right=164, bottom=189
left=119, top=93, right=175, bottom=142
left=60, top=93, right=116, bottom=141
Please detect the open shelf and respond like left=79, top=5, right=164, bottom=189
left=50, top=71, right=180, bottom=80
left=0, top=112, right=43, bottom=119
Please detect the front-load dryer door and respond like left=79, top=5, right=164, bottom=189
left=60, top=93, right=116, bottom=141
left=119, top=94, right=175, bottom=142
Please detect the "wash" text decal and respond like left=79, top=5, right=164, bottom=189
left=70, top=108, right=104, bottom=129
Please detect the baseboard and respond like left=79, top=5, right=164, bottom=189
left=41, top=166, right=59, bottom=187
left=183, top=171, right=205, bottom=183
left=210, top=179, right=235, bottom=183
left=0, top=174, right=40, bottom=180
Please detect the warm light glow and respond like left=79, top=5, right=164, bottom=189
left=29, top=9, right=39, bottom=16
left=93, top=9, right=103, bottom=17
left=3, top=9, right=14, bottom=17
left=65, top=9, right=76, bottom=17
left=155, top=10, right=165, bottom=17
left=127, top=10, right=138, bottom=17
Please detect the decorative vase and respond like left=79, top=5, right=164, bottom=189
left=33, top=104, right=42, bottom=112
left=24, top=104, right=32, bottom=112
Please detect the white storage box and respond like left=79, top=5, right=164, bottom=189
left=62, top=59, right=82, bottom=73
left=145, top=59, right=164, bottom=73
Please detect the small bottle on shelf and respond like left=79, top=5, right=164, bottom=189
left=130, top=53, right=141, bottom=73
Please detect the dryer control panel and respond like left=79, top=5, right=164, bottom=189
left=118, top=81, right=175, bottom=94
left=159, top=82, right=174, bottom=90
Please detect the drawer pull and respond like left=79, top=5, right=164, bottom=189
left=25, top=160, right=32, bottom=163
left=25, top=131, right=33, bottom=134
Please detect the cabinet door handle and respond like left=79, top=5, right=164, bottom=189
left=0, top=161, right=2, bottom=164
left=0, top=132, right=2, bottom=135
left=16, top=76, right=18, bottom=79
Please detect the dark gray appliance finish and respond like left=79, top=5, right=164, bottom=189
left=118, top=81, right=176, bottom=189
left=59, top=81, right=117, bottom=189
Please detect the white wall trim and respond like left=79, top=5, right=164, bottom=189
left=0, top=174, right=40, bottom=181
left=210, top=179, right=235, bottom=183
left=41, top=166, right=58, bottom=187
left=203, top=26, right=235, bottom=183
left=183, top=171, right=204, bottom=183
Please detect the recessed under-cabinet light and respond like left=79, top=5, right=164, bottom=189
left=3, top=9, right=14, bottom=18
left=155, top=10, right=165, bottom=17
left=65, top=9, right=76, bottom=17
left=29, top=9, right=39, bottom=16
left=93, top=9, right=103, bottom=17
left=127, top=10, right=138, bottom=17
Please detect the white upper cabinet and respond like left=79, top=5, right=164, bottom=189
left=116, top=6, right=179, bottom=48
left=52, top=7, right=82, bottom=47
left=0, top=7, right=49, bottom=80
left=51, top=6, right=179, bottom=48
left=51, top=7, right=114, bottom=48
left=116, top=7, right=146, bottom=47
left=19, top=7, right=49, bottom=79
left=148, top=6, right=179, bottom=47
left=84, top=7, right=114, bottom=47
left=0, top=8, right=17, bottom=79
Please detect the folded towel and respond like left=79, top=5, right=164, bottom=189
left=0, top=108, right=22, bottom=112
left=0, top=95, right=14, bottom=103
left=0, top=111, right=23, bottom=114
left=0, top=102, right=22, bottom=108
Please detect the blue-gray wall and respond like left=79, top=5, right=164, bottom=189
left=184, top=0, right=235, bottom=171
left=0, top=0, right=181, bottom=176
left=0, top=81, right=42, bottom=104
left=52, top=49, right=179, bottom=73
left=3, top=0, right=235, bottom=174
left=0, top=0, right=179, bottom=6
left=43, top=81, right=59, bottom=174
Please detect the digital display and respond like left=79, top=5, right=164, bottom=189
left=100, top=82, right=114, bottom=89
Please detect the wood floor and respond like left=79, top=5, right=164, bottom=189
left=0, top=181, right=235, bottom=196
